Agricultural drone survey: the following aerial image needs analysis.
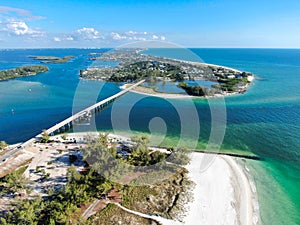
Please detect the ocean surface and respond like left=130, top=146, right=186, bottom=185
left=0, top=48, right=299, bottom=224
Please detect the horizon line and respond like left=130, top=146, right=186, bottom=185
left=1, top=47, right=300, bottom=50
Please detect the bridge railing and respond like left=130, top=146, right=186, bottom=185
left=36, top=79, right=145, bottom=138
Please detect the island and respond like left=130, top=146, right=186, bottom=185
left=79, top=49, right=254, bottom=97
left=0, top=65, right=49, bottom=81
left=29, top=55, right=74, bottom=64
left=89, top=51, right=106, bottom=60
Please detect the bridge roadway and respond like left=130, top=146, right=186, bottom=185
left=37, top=79, right=145, bottom=137
left=0, top=80, right=145, bottom=162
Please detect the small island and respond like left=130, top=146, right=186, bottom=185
left=29, top=55, right=74, bottom=64
left=89, top=51, right=106, bottom=60
left=79, top=49, right=254, bottom=97
left=0, top=65, right=49, bottom=81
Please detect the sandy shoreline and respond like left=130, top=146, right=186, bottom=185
left=52, top=132, right=259, bottom=225
left=61, top=132, right=259, bottom=224
left=3, top=132, right=259, bottom=224
left=120, top=83, right=245, bottom=99
left=183, top=152, right=258, bottom=225
left=120, top=84, right=194, bottom=99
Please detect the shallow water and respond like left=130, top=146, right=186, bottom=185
left=0, top=48, right=299, bottom=224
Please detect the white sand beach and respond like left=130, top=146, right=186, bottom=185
left=9, top=131, right=258, bottom=224
left=120, top=83, right=246, bottom=99
left=183, top=152, right=258, bottom=225
left=53, top=132, right=259, bottom=225
left=65, top=132, right=259, bottom=224
left=120, top=83, right=194, bottom=99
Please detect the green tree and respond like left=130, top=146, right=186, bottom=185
left=61, top=133, right=67, bottom=140
left=0, top=140, right=8, bottom=150
left=1, top=170, right=30, bottom=194
left=41, top=129, right=50, bottom=143
left=0, top=197, right=42, bottom=225
left=81, top=133, right=132, bottom=182
left=167, top=147, right=190, bottom=166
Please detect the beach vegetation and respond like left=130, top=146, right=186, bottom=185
left=41, top=130, right=50, bottom=143
left=0, top=164, right=114, bottom=224
left=0, top=65, right=49, bottom=81
left=178, top=82, right=211, bottom=96
left=0, top=141, right=8, bottom=150
left=0, top=134, right=192, bottom=224
left=61, top=134, right=67, bottom=140
left=166, top=147, right=190, bottom=166
left=0, top=166, right=30, bottom=194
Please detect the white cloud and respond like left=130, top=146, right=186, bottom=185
left=152, top=35, right=159, bottom=40
left=128, top=36, right=146, bottom=41
left=111, top=32, right=127, bottom=40
left=52, top=27, right=102, bottom=43
left=53, top=35, right=74, bottom=42
left=111, top=31, right=165, bottom=42
left=65, top=36, right=74, bottom=41
left=6, top=21, right=29, bottom=35
left=2, top=21, right=43, bottom=36
left=0, top=5, right=45, bottom=39
left=76, top=27, right=101, bottom=40
left=53, top=37, right=61, bottom=42
left=125, top=30, right=148, bottom=36
left=125, top=30, right=138, bottom=36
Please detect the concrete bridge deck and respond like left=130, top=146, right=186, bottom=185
left=0, top=80, right=145, bottom=162
left=38, top=79, right=145, bottom=138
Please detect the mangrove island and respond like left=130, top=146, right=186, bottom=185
left=29, top=55, right=74, bottom=64
left=0, top=65, right=49, bottom=81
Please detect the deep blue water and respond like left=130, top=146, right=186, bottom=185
left=0, top=48, right=299, bottom=224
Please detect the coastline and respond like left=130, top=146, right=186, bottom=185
left=1, top=48, right=299, bottom=225
left=55, top=132, right=259, bottom=224
left=1, top=131, right=259, bottom=224
left=81, top=49, right=254, bottom=99
left=183, top=152, right=259, bottom=225
left=120, top=83, right=244, bottom=99
left=120, top=83, right=194, bottom=99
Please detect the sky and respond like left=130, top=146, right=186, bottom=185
left=0, top=0, right=300, bottom=48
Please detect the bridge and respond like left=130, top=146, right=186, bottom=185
left=37, top=79, right=145, bottom=138
left=0, top=80, right=145, bottom=162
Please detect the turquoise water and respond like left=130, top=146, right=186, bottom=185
left=143, top=48, right=300, bottom=224
left=0, top=48, right=299, bottom=224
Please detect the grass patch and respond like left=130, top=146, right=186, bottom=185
left=120, top=167, right=191, bottom=220
left=15, top=165, right=28, bottom=176
left=91, top=203, right=158, bottom=225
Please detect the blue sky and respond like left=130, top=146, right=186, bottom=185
left=0, top=0, right=300, bottom=48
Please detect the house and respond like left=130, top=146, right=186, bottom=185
left=227, top=75, right=236, bottom=79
